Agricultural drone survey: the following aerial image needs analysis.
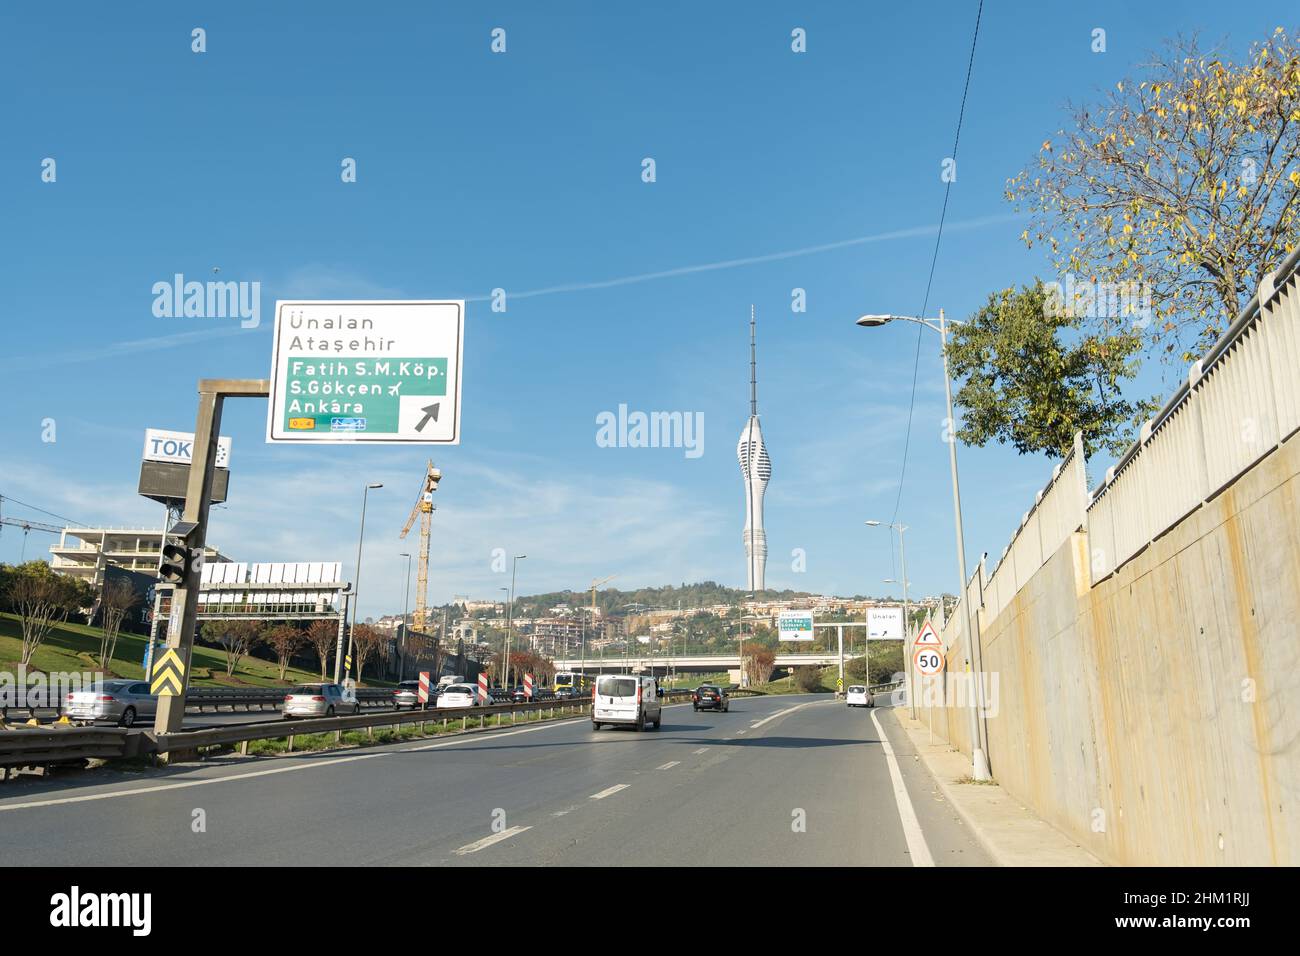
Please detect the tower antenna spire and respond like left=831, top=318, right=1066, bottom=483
left=749, top=304, right=757, bottom=417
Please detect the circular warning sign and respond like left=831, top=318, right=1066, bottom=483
left=914, top=647, right=945, bottom=676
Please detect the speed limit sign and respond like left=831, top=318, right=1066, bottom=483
left=914, top=647, right=945, bottom=676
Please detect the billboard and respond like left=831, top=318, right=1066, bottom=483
left=778, top=610, right=814, bottom=642
left=143, top=428, right=232, bottom=467
left=868, top=606, right=904, bottom=640
left=138, top=460, right=229, bottom=506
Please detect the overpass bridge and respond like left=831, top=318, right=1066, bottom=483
left=551, top=653, right=844, bottom=675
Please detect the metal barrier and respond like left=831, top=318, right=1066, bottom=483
left=1087, top=246, right=1300, bottom=581
left=148, top=696, right=596, bottom=755
left=0, top=726, right=134, bottom=772
left=0, top=686, right=755, bottom=771
left=982, top=433, right=1089, bottom=625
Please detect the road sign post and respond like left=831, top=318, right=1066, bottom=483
left=152, top=379, right=270, bottom=755
left=418, top=671, right=431, bottom=706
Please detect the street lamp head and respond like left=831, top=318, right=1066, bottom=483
left=367, top=482, right=383, bottom=489
left=855, top=314, right=895, bottom=328
left=515, top=554, right=527, bottom=560
left=865, top=520, right=881, bottom=527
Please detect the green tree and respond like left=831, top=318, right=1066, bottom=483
left=1008, top=29, right=1300, bottom=360
left=946, top=282, right=1160, bottom=459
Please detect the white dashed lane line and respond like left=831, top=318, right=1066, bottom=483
left=693, top=747, right=709, bottom=754
left=656, top=761, right=680, bottom=770
left=453, top=826, right=532, bottom=855
left=589, top=784, right=629, bottom=800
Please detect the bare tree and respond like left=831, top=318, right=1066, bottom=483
left=743, top=645, right=776, bottom=687
left=352, top=624, right=385, bottom=684
left=5, top=562, right=92, bottom=666
left=264, top=624, right=306, bottom=682
left=305, top=619, right=338, bottom=680
left=201, top=620, right=263, bottom=676
left=97, top=580, right=142, bottom=670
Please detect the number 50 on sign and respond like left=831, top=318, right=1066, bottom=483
left=914, top=648, right=945, bottom=676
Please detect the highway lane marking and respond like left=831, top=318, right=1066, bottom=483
left=589, top=784, right=629, bottom=800
left=693, top=747, right=709, bottom=754
left=0, top=717, right=587, bottom=814
left=749, top=702, right=815, bottom=729
left=870, top=707, right=935, bottom=867
left=453, top=825, right=532, bottom=855
left=656, top=761, right=680, bottom=770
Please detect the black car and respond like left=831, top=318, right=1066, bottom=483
left=693, top=684, right=729, bottom=712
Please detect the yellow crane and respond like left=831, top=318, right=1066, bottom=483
left=399, top=460, right=442, bottom=632
left=588, top=574, right=616, bottom=642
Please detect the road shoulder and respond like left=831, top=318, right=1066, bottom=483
left=889, top=707, right=1103, bottom=867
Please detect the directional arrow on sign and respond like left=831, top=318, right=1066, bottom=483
left=415, top=402, right=440, bottom=433
left=914, top=621, right=943, bottom=647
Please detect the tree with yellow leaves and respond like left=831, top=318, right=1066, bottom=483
left=1008, top=29, right=1300, bottom=361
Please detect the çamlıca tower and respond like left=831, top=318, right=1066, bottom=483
left=736, top=306, right=771, bottom=593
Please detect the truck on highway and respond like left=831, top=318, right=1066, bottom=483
left=438, top=674, right=465, bottom=688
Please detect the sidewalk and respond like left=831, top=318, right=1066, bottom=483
left=891, top=707, right=1103, bottom=867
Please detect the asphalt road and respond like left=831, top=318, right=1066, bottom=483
left=0, top=695, right=991, bottom=866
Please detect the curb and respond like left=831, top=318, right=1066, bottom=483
left=890, top=708, right=1104, bottom=867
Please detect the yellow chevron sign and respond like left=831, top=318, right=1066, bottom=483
left=150, top=649, right=187, bottom=696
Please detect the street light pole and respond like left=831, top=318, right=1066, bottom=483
left=856, top=309, right=990, bottom=780
left=938, top=309, right=991, bottom=779
left=870, top=519, right=914, bottom=718
left=505, top=554, right=526, bottom=689
left=347, top=482, right=383, bottom=685
left=399, top=552, right=412, bottom=682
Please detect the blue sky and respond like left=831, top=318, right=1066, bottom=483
left=0, top=1, right=1292, bottom=618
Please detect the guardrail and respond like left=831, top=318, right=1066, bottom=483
left=150, top=696, right=600, bottom=756
left=0, top=726, right=135, bottom=773
left=0, top=687, right=739, bottom=773
left=0, top=685, right=400, bottom=723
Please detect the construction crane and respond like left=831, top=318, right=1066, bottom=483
left=589, top=574, right=616, bottom=638
left=398, top=460, right=442, bottom=632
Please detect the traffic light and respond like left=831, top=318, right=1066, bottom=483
left=159, top=543, right=202, bottom=584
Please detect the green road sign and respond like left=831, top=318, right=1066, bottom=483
left=266, top=300, right=463, bottom=444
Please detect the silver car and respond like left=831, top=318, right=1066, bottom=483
left=65, top=679, right=157, bottom=727
left=283, top=683, right=359, bottom=719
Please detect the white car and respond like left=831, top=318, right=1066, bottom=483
left=592, top=674, right=661, bottom=732
left=437, top=684, right=480, bottom=708
left=846, top=685, right=874, bottom=708
left=282, top=683, right=359, bottom=718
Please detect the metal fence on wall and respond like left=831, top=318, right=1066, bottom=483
left=981, top=433, right=1089, bottom=625
left=1087, top=247, right=1300, bottom=582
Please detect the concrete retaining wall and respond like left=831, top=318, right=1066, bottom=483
left=919, top=431, right=1300, bottom=865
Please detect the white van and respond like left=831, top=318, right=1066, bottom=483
left=592, top=674, right=661, bottom=732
